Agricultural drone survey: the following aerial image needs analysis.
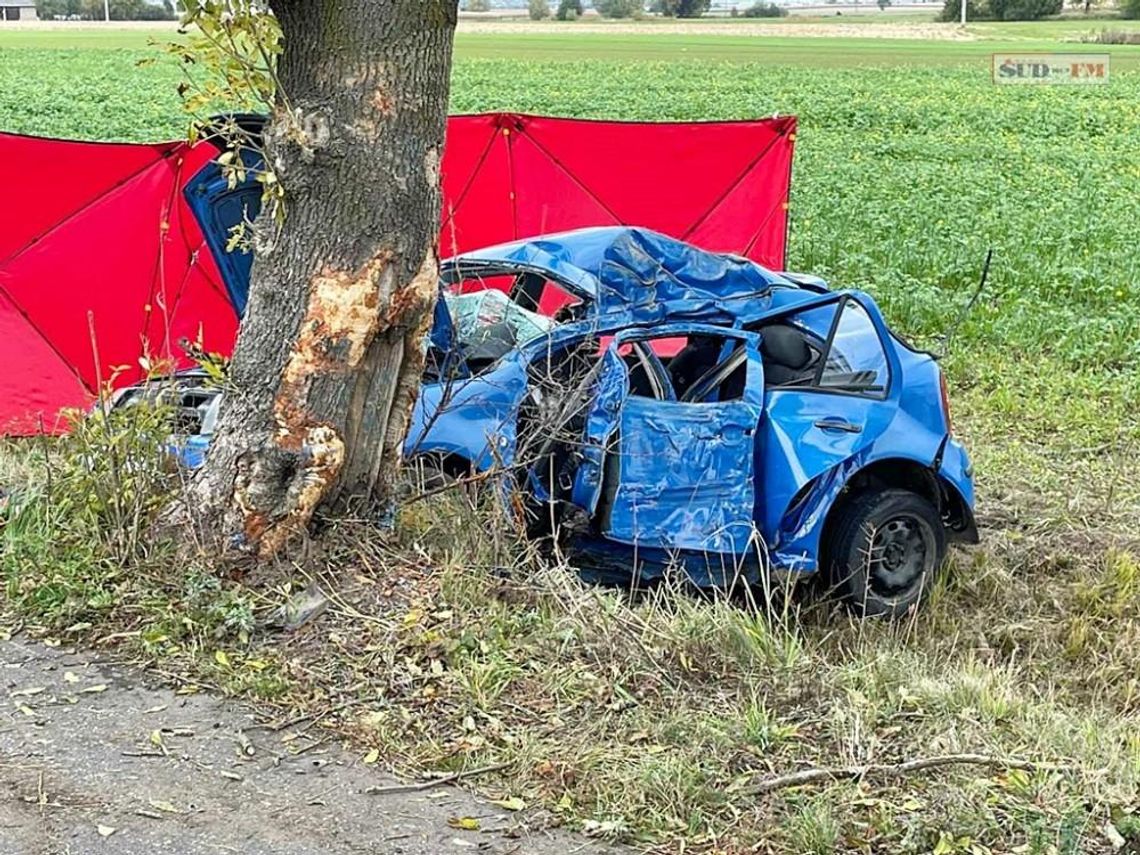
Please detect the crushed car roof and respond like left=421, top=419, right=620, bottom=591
left=443, top=227, right=794, bottom=323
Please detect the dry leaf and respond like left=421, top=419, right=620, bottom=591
left=1104, top=821, right=1126, bottom=850
left=214, top=650, right=230, bottom=668
left=362, top=749, right=379, bottom=764
left=81, top=684, right=108, bottom=694
left=491, top=796, right=526, bottom=811
left=97, top=825, right=116, bottom=837
left=447, top=816, right=480, bottom=831
left=148, top=799, right=180, bottom=814
left=17, top=705, right=36, bottom=717
left=63, top=672, right=80, bottom=684
left=11, top=687, right=45, bottom=697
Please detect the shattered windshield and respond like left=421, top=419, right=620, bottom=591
left=443, top=288, right=554, bottom=363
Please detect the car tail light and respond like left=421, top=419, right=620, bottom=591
left=939, top=371, right=953, bottom=434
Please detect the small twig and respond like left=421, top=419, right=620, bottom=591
left=363, top=762, right=511, bottom=796
left=746, top=753, right=1074, bottom=795
left=36, top=770, right=47, bottom=814
left=246, top=697, right=374, bottom=734
left=289, top=737, right=331, bottom=757
left=235, top=730, right=257, bottom=758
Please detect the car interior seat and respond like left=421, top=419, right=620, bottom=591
left=759, top=323, right=818, bottom=387
left=667, top=336, right=721, bottom=399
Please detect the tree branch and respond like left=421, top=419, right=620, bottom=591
left=362, top=762, right=511, bottom=795
left=746, top=753, right=1076, bottom=795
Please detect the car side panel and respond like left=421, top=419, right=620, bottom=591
left=605, top=395, right=762, bottom=553
left=404, top=366, right=528, bottom=471
left=761, top=296, right=956, bottom=573
left=759, top=391, right=891, bottom=538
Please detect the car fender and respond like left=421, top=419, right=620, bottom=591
left=769, top=445, right=957, bottom=574
left=404, top=368, right=527, bottom=472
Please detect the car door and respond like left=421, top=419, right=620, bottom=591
left=758, top=296, right=899, bottom=539
left=570, top=324, right=765, bottom=556
left=183, top=148, right=265, bottom=316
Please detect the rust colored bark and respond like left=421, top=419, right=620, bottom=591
left=189, top=0, right=459, bottom=558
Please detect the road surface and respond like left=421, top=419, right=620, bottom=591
left=0, top=637, right=619, bottom=855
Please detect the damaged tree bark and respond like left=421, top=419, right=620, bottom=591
left=188, top=0, right=459, bottom=558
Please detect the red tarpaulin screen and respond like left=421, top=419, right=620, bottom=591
left=0, top=112, right=796, bottom=434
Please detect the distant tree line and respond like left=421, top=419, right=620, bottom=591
left=939, top=0, right=1059, bottom=19
left=740, top=1, right=788, bottom=15
left=651, top=0, right=712, bottom=14
left=594, top=0, right=642, bottom=16
left=36, top=0, right=176, bottom=19
left=522, top=0, right=725, bottom=16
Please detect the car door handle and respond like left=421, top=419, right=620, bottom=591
left=814, top=418, right=863, bottom=434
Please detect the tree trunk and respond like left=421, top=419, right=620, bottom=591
left=189, top=0, right=459, bottom=559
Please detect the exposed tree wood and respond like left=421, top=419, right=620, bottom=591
left=745, top=753, right=1076, bottom=795
left=188, top=0, right=459, bottom=558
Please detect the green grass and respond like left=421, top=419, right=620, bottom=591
left=4, top=18, right=1140, bottom=65
left=2, top=20, right=1140, bottom=854
left=453, top=33, right=1140, bottom=65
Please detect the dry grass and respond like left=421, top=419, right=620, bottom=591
left=1082, top=28, right=1140, bottom=44
left=1, top=399, right=1139, bottom=853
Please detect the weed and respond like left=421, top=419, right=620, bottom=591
left=782, top=793, right=842, bottom=854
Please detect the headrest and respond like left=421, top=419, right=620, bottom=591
left=760, top=324, right=811, bottom=370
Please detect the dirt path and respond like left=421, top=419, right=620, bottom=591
left=0, top=638, right=620, bottom=855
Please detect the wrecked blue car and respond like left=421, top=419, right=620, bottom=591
left=116, top=227, right=977, bottom=617
left=407, top=227, right=977, bottom=615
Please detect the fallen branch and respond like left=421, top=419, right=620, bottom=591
left=363, top=761, right=511, bottom=796
left=246, top=696, right=375, bottom=733
left=747, top=753, right=1073, bottom=795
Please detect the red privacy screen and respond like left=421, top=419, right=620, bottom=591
left=0, top=113, right=796, bottom=434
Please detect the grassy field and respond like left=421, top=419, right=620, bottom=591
left=2, top=19, right=1140, bottom=854
left=5, top=18, right=1140, bottom=63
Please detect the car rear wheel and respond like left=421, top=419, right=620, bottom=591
left=827, top=488, right=945, bottom=619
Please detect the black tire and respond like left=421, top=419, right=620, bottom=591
left=826, top=488, right=946, bottom=619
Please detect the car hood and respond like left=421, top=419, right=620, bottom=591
left=443, top=227, right=788, bottom=324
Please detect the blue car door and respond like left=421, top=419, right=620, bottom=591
left=758, top=296, right=899, bottom=558
left=571, top=325, right=765, bottom=556
left=183, top=147, right=265, bottom=316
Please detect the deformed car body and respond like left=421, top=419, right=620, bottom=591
left=117, top=227, right=977, bottom=617
left=405, top=227, right=977, bottom=615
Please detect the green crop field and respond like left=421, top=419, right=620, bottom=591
left=2, top=21, right=1140, bottom=853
